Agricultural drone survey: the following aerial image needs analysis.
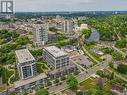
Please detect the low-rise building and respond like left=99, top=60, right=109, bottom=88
left=43, top=46, right=69, bottom=69
left=49, top=64, right=77, bottom=79
left=110, top=84, right=127, bottom=95
left=14, top=73, right=47, bottom=93
left=80, top=24, right=88, bottom=30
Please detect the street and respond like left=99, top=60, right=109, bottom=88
left=48, top=61, right=109, bottom=94
left=48, top=39, right=112, bottom=94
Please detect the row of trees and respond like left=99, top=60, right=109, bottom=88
left=0, top=29, right=20, bottom=44
left=115, top=38, right=127, bottom=48
left=0, top=35, right=30, bottom=65
left=81, top=29, right=91, bottom=39
left=35, top=75, right=78, bottom=95
left=101, top=47, right=124, bottom=61
left=86, top=15, right=127, bottom=41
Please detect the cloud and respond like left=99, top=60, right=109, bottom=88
left=15, top=0, right=127, bottom=12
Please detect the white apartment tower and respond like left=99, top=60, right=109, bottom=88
left=64, top=20, right=74, bottom=36
left=15, top=49, right=37, bottom=80
left=33, top=23, right=48, bottom=47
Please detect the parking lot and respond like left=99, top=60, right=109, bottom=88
left=71, top=55, right=93, bottom=68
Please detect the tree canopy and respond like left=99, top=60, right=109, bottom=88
left=86, top=15, right=127, bottom=41
left=81, top=29, right=91, bottom=39
left=117, top=64, right=127, bottom=75
left=66, top=75, right=78, bottom=90
left=111, top=51, right=123, bottom=61
left=115, top=39, right=127, bottom=48
left=35, top=89, right=49, bottom=95
left=15, top=35, right=30, bottom=45
left=49, top=27, right=58, bottom=32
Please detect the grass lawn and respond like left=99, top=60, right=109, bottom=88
left=103, top=81, right=111, bottom=95
left=84, top=43, right=95, bottom=50
left=36, top=63, right=44, bottom=73
left=80, top=77, right=96, bottom=90
left=90, top=52, right=103, bottom=62
left=36, top=62, right=49, bottom=74
left=55, top=40, right=69, bottom=48
left=2, top=68, right=14, bottom=84
left=0, top=84, right=6, bottom=92
left=80, top=77, right=111, bottom=95
left=84, top=43, right=102, bottom=63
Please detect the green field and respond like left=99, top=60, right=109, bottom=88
left=80, top=77, right=96, bottom=90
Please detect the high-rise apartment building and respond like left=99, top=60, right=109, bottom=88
left=15, top=49, right=37, bottom=79
left=64, top=19, right=74, bottom=37
left=33, top=23, right=48, bottom=47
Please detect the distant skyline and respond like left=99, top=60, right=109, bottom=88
left=15, top=0, right=127, bottom=12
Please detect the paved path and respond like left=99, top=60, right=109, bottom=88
left=8, top=73, right=14, bottom=85
left=82, top=46, right=100, bottom=64
left=48, top=39, right=113, bottom=94
left=112, top=46, right=126, bottom=58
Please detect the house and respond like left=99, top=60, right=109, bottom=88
left=110, top=84, right=127, bottom=95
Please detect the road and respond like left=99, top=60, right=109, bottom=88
left=48, top=62, right=109, bottom=94
left=48, top=38, right=113, bottom=94
left=82, top=46, right=100, bottom=64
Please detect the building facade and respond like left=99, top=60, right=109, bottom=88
left=15, top=49, right=37, bottom=80
left=64, top=20, right=74, bottom=37
left=33, top=24, right=48, bottom=47
left=14, top=73, right=47, bottom=93
left=49, top=64, right=77, bottom=79
left=43, top=46, right=69, bottom=69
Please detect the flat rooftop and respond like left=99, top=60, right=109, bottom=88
left=14, top=73, right=47, bottom=88
left=15, top=49, right=35, bottom=63
left=44, top=46, right=67, bottom=58
left=71, top=55, right=92, bottom=66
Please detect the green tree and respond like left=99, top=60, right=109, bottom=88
left=109, top=63, right=114, bottom=68
left=96, top=70, right=105, bottom=78
left=117, top=64, right=127, bottom=75
left=6, top=52, right=15, bottom=64
left=115, top=39, right=127, bottom=48
left=49, top=27, right=57, bottom=32
left=111, top=51, right=123, bottom=61
left=66, top=75, right=78, bottom=90
left=101, top=47, right=114, bottom=54
left=95, top=78, right=104, bottom=95
left=35, top=89, right=49, bottom=95
left=86, top=15, right=127, bottom=41
left=30, top=49, right=43, bottom=58
left=16, top=36, right=30, bottom=45
left=10, top=92, right=16, bottom=95
left=109, top=72, right=114, bottom=80
left=0, top=65, right=3, bottom=77
left=81, top=29, right=91, bottom=39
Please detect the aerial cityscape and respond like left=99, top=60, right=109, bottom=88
left=0, top=0, right=127, bottom=95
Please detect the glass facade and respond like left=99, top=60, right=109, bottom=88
left=22, top=66, right=32, bottom=79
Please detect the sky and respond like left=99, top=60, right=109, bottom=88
left=15, top=0, right=127, bottom=12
